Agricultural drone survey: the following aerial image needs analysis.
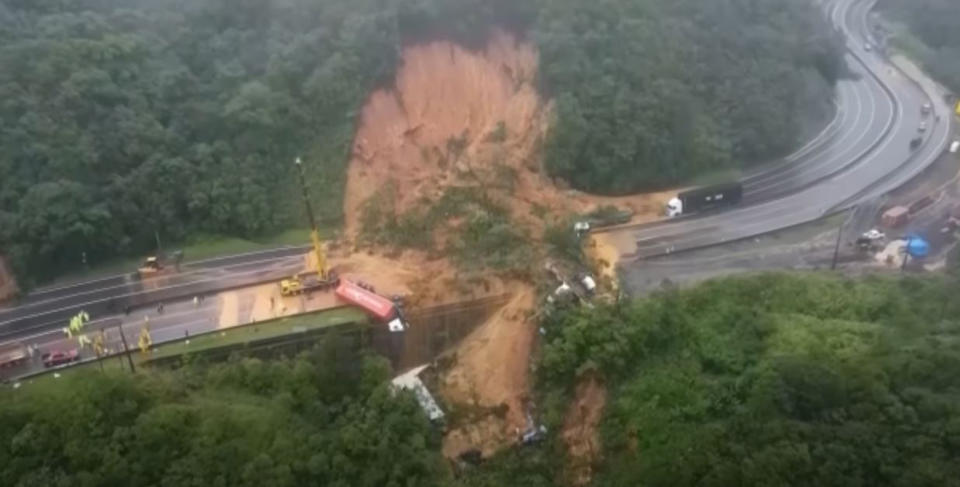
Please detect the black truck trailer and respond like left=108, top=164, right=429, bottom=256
left=677, top=182, right=743, bottom=214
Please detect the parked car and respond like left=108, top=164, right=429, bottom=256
left=42, top=349, right=79, bottom=368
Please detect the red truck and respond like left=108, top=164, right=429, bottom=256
left=335, top=280, right=407, bottom=332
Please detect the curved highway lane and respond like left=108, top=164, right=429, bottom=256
left=0, top=0, right=949, bottom=345
left=739, top=0, right=895, bottom=204
left=610, top=0, right=948, bottom=267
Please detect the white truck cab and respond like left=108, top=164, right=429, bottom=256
left=580, top=275, right=597, bottom=294
left=665, top=197, right=683, bottom=218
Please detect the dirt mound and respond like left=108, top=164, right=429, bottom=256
left=337, top=29, right=670, bottom=459
left=345, top=30, right=544, bottom=235
left=440, top=285, right=536, bottom=457
left=562, top=373, right=608, bottom=486
left=344, top=30, right=672, bottom=241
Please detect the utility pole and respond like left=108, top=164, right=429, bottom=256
left=832, top=207, right=859, bottom=271
left=831, top=221, right=843, bottom=270
left=154, top=231, right=163, bottom=257
left=117, top=323, right=136, bottom=373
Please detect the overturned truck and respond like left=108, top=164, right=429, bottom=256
left=335, top=280, right=408, bottom=332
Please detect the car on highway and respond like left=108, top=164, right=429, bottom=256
left=864, top=42, right=872, bottom=51
left=910, top=137, right=923, bottom=150
left=918, top=122, right=927, bottom=133
left=951, top=140, right=960, bottom=153
left=921, top=102, right=932, bottom=116
left=42, top=349, right=79, bottom=368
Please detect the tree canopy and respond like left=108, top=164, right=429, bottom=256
left=535, top=273, right=960, bottom=486
left=0, top=350, right=449, bottom=487
left=535, top=0, right=845, bottom=193
left=4, top=272, right=960, bottom=485
left=0, top=0, right=843, bottom=284
left=880, top=0, right=960, bottom=93
left=0, top=0, right=399, bottom=286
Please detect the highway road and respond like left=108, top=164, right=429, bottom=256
left=0, top=0, right=953, bottom=371
left=2, top=293, right=223, bottom=380
left=0, top=247, right=308, bottom=342
left=607, top=0, right=952, bottom=267
left=741, top=1, right=896, bottom=204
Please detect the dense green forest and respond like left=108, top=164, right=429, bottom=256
left=0, top=0, right=400, bottom=286
left=535, top=0, right=845, bottom=193
left=4, top=272, right=960, bottom=486
left=0, top=0, right=842, bottom=284
left=0, top=348, right=450, bottom=486
left=530, top=273, right=960, bottom=486
left=879, top=0, right=960, bottom=93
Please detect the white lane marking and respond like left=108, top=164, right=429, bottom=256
left=754, top=67, right=882, bottom=191
left=745, top=78, right=869, bottom=189
left=2, top=253, right=302, bottom=314
left=0, top=301, right=219, bottom=346
left=631, top=0, right=905, bottom=247
left=29, top=245, right=307, bottom=297
left=0, top=260, right=301, bottom=328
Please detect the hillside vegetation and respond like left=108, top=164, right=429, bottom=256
left=0, top=0, right=841, bottom=284
left=535, top=0, right=844, bottom=193
left=0, top=0, right=401, bottom=286
left=0, top=349, right=450, bottom=486
left=4, top=273, right=959, bottom=486
left=879, top=0, right=960, bottom=92
left=525, top=273, right=960, bottom=486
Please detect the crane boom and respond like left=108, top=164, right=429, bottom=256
left=294, top=157, right=327, bottom=279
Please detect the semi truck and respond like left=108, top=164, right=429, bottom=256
left=335, top=279, right=407, bottom=332
left=665, top=182, right=743, bottom=217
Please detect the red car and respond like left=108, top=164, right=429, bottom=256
left=42, top=349, right=79, bottom=368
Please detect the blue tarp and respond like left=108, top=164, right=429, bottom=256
left=905, top=235, right=930, bottom=258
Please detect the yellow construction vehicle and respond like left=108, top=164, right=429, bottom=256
left=138, top=256, right=163, bottom=274
left=280, top=157, right=339, bottom=297
left=137, top=249, right=183, bottom=279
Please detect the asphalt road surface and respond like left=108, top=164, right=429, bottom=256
left=1, top=294, right=224, bottom=381
left=0, top=247, right=307, bottom=343
left=605, top=0, right=952, bottom=265
left=1, top=0, right=952, bottom=357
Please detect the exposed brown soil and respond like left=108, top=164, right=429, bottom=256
left=440, top=285, right=536, bottom=457
left=562, top=373, right=608, bottom=486
left=334, top=30, right=670, bottom=458
left=344, top=30, right=672, bottom=243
